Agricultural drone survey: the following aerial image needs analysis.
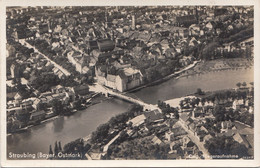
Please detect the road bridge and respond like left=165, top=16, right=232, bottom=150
left=89, top=84, right=161, bottom=112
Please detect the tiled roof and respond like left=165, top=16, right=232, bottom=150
left=180, top=113, right=190, bottom=122
left=31, top=110, right=46, bottom=117
left=97, top=39, right=115, bottom=52
left=73, top=84, right=89, bottom=95
left=151, top=135, right=163, bottom=145
left=144, top=109, right=163, bottom=122
left=128, top=114, right=146, bottom=127
left=107, top=74, right=116, bottom=82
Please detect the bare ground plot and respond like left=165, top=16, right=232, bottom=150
left=181, top=58, right=253, bottom=77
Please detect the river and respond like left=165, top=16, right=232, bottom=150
left=7, top=67, right=253, bottom=158
left=132, top=68, right=254, bottom=104
left=7, top=99, right=132, bottom=158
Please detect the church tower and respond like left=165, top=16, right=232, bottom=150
left=131, top=14, right=136, bottom=30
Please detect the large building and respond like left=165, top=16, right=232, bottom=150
left=96, top=67, right=144, bottom=92
left=175, top=15, right=198, bottom=27
left=116, top=68, right=144, bottom=92
left=67, top=51, right=90, bottom=74
left=131, top=14, right=136, bottom=30
left=97, top=39, right=115, bottom=52
left=10, top=63, right=21, bottom=79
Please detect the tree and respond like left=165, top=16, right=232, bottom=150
left=54, top=141, right=59, bottom=156
left=49, top=145, right=53, bottom=155
left=200, top=42, right=219, bottom=60
left=213, top=105, right=226, bottom=122
left=51, top=99, right=63, bottom=115
left=201, top=98, right=206, bottom=106
left=242, top=82, right=247, bottom=87
left=84, top=143, right=91, bottom=153
left=236, top=82, right=241, bottom=88
left=91, top=123, right=110, bottom=143
left=73, top=100, right=82, bottom=110
left=62, top=138, right=84, bottom=159
left=174, top=109, right=179, bottom=119
left=196, top=88, right=204, bottom=95
left=157, top=100, right=162, bottom=108
left=190, top=99, right=196, bottom=108
left=128, top=121, right=133, bottom=128
left=58, top=141, right=62, bottom=152
left=204, top=135, right=250, bottom=158
left=230, top=142, right=249, bottom=158
left=31, top=73, right=60, bottom=92
left=179, top=100, right=184, bottom=109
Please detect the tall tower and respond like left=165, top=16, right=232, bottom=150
left=195, top=6, right=199, bottom=21
left=105, top=11, right=108, bottom=29
left=131, top=14, right=136, bottom=30
left=110, top=30, right=114, bottom=41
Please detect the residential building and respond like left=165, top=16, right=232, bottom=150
left=165, top=130, right=175, bottom=141
left=151, top=135, right=163, bottom=145
left=144, top=109, right=164, bottom=124
left=181, top=136, right=196, bottom=156
left=72, top=84, right=89, bottom=97
left=67, top=51, right=89, bottom=74
left=220, top=120, right=233, bottom=133
left=10, top=63, right=21, bottom=79
left=178, top=28, right=189, bottom=38
left=30, top=110, right=46, bottom=121
left=192, top=107, right=205, bottom=118
left=127, top=114, right=146, bottom=127
left=179, top=113, right=190, bottom=126
left=232, top=99, right=244, bottom=110
left=32, top=98, right=42, bottom=110
left=203, top=134, right=213, bottom=143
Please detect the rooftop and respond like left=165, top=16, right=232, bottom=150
left=128, top=114, right=146, bottom=127
left=123, top=67, right=140, bottom=76
left=31, top=110, right=46, bottom=117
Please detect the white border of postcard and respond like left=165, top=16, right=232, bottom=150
left=1, top=0, right=260, bottom=167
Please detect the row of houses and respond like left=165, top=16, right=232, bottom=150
left=7, top=84, right=89, bottom=123
left=179, top=112, right=212, bottom=143
left=127, top=109, right=164, bottom=128
left=176, top=92, right=254, bottom=156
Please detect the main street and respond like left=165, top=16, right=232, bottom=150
left=18, top=39, right=71, bottom=76
left=176, top=121, right=210, bottom=159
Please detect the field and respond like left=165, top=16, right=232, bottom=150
left=181, top=58, right=253, bottom=77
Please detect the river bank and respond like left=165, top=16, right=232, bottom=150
left=7, top=93, right=109, bottom=136
left=7, top=59, right=199, bottom=136
left=7, top=60, right=254, bottom=158
left=128, top=61, right=199, bottom=93
left=62, top=84, right=254, bottom=160
left=179, top=58, right=253, bottom=78
left=129, top=58, right=253, bottom=94
left=7, top=59, right=202, bottom=136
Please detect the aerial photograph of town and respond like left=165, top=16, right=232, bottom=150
left=5, top=6, right=254, bottom=160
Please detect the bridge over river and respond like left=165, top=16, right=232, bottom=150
left=89, top=83, right=162, bottom=113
